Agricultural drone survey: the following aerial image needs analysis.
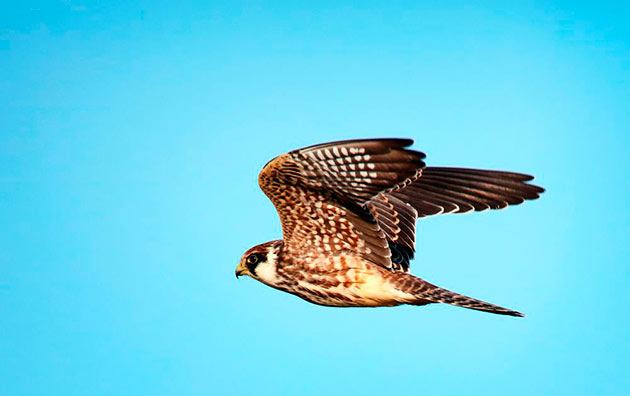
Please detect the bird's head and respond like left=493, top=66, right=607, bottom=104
left=235, top=240, right=283, bottom=284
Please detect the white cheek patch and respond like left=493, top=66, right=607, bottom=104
left=254, top=250, right=279, bottom=285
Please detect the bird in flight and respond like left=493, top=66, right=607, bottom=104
left=235, top=138, right=544, bottom=316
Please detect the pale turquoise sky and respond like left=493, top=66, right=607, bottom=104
left=2, top=1, right=629, bottom=395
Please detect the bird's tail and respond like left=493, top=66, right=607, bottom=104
left=398, top=274, right=524, bottom=317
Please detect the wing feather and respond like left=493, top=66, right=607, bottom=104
left=367, top=168, right=544, bottom=271
left=258, top=139, right=544, bottom=273
left=392, top=167, right=544, bottom=218
left=259, top=138, right=425, bottom=270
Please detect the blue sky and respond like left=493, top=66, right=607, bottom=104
left=1, top=1, right=629, bottom=395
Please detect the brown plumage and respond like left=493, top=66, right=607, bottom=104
left=235, top=138, right=544, bottom=317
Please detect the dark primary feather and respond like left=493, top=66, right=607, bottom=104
left=365, top=165, right=544, bottom=272
left=392, top=167, right=545, bottom=217
left=389, top=242, right=415, bottom=272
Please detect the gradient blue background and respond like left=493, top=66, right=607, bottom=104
left=2, top=1, right=629, bottom=395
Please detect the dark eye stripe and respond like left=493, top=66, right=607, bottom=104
left=246, top=253, right=263, bottom=275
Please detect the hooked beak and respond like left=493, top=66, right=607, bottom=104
left=235, top=262, right=248, bottom=279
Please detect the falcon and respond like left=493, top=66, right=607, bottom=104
left=235, top=138, right=544, bottom=316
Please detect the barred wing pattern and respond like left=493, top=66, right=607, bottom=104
left=258, top=139, right=425, bottom=270
left=367, top=166, right=545, bottom=271
left=259, top=138, right=544, bottom=272
left=365, top=193, right=418, bottom=271
left=391, top=167, right=545, bottom=217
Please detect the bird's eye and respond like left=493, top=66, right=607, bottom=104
left=247, top=254, right=260, bottom=265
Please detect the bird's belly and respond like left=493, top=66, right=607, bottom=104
left=297, top=276, right=400, bottom=307
left=282, top=258, right=412, bottom=307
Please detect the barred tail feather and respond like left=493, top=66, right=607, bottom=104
left=421, top=285, right=524, bottom=317
left=399, top=275, right=524, bottom=317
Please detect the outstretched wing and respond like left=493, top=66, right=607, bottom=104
left=259, top=138, right=545, bottom=272
left=391, top=167, right=545, bottom=218
left=368, top=167, right=545, bottom=272
left=258, top=138, right=425, bottom=270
